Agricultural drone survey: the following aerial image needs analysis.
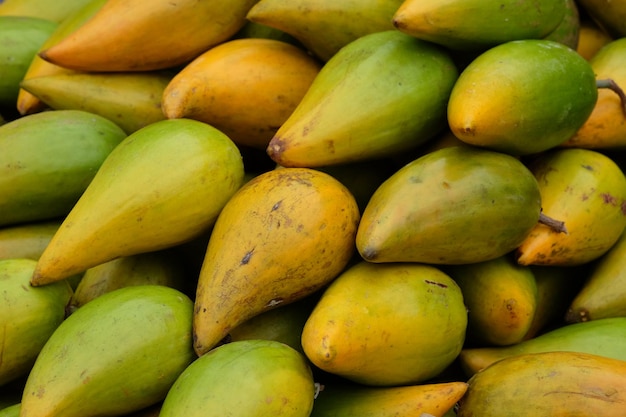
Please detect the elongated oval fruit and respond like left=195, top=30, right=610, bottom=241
left=19, top=285, right=195, bottom=417
left=301, top=261, right=467, bottom=386
left=160, top=340, right=315, bottom=417
left=38, top=0, right=258, bottom=71
left=457, top=351, right=626, bottom=417
left=356, top=146, right=542, bottom=265
left=0, top=220, right=61, bottom=260
left=563, top=37, right=626, bottom=149
left=193, top=167, right=360, bottom=356
left=458, top=316, right=626, bottom=376
left=0, top=0, right=95, bottom=23
left=310, top=381, right=468, bottom=417
left=0, top=258, right=72, bottom=386
left=444, top=254, right=538, bottom=347
left=31, top=118, right=245, bottom=286
left=266, top=30, right=458, bottom=167
left=162, top=38, right=322, bottom=149
left=393, top=0, right=566, bottom=51
left=21, top=71, right=172, bottom=134
left=448, top=39, right=597, bottom=155
left=246, top=0, right=404, bottom=61
left=577, top=0, right=626, bottom=38
left=0, top=109, right=127, bottom=227
left=516, top=148, right=626, bottom=266
left=566, top=229, right=626, bottom=323
left=0, top=15, right=57, bottom=106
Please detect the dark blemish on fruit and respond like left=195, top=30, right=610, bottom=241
left=241, top=249, right=254, bottom=265
left=581, top=164, right=594, bottom=171
left=425, top=280, right=448, bottom=288
left=601, top=193, right=618, bottom=206
left=271, top=200, right=282, bottom=211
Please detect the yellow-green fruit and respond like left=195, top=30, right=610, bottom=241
left=160, top=340, right=315, bottom=417
left=0, top=258, right=73, bottom=386
left=31, top=118, right=244, bottom=286
left=0, top=109, right=127, bottom=227
left=448, top=39, right=597, bottom=155
left=0, top=0, right=95, bottom=23
left=266, top=30, right=458, bottom=167
left=356, top=146, right=542, bottom=265
left=457, top=351, right=626, bottom=417
left=0, top=404, right=20, bottom=417
left=19, top=285, right=196, bottom=417
left=458, top=317, right=626, bottom=376
left=516, top=148, right=626, bottom=266
left=0, top=220, right=61, bottom=260
left=301, top=261, right=467, bottom=386
left=393, top=0, right=566, bottom=51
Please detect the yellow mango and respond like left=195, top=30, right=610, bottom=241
left=193, top=167, right=360, bottom=356
left=576, top=17, right=612, bottom=60
left=516, top=148, right=626, bottom=266
left=301, top=261, right=467, bottom=386
left=162, top=38, right=322, bottom=149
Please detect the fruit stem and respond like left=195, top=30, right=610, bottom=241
left=538, top=211, right=568, bottom=234
left=596, top=78, right=626, bottom=116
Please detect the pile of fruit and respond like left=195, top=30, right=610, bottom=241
left=2, top=0, right=626, bottom=416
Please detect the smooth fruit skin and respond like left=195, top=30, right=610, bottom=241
left=301, top=261, right=468, bottom=386
left=516, top=148, right=626, bottom=266
left=0, top=109, right=127, bottom=227
left=193, top=167, right=360, bottom=356
left=266, top=30, right=458, bottom=168
left=393, top=0, right=566, bottom=51
left=0, top=220, right=61, bottom=260
left=444, top=255, right=538, bottom=347
left=310, top=381, right=468, bottom=417
left=162, top=38, right=322, bottom=149
left=30, top=118, right=244, bottom=286
left=0, top=0, right=94, bottom=23
left=458, top=316, right=626, bottom=377
left=448, top=39, right=597, bottom=155
left=566, top=229, right=626, bottom=323
left=577, top=0, right=626, bottom=38
left=564, top=37, right=626, bottom=149
left=0, top=258, right=73, bottom=386
left=0, top=16, right=57, bottom=107
left=38, top=0, right=259, bottom=71
left=457, top=351, right=626, bottom=417
left=356, top=146, right=542, bottom=265
left=19, top=285, right=196, bottom=417
left=246, top=0, right=404, bottom=62
left=160, top=340, right=315, bottom=417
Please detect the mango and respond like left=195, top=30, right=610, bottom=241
left=160, top=340, right=315, bottom=417
left=19, top=285, right=196, bottom=417
left=356, top=146, right=542, bottom=265
left=448, top=39, right=597, bottom=155
left=31, top=118, right=244, bottom=286
left=266, top=30, right=458, bottom=167
left=301, top=261, right=467, bottom=386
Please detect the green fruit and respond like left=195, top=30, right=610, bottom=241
left=301, top=261, right=467, bottom=386
left=19, top=285, right=195, bottom=417
left=459, top=317, right=626, bottom=377
left=0, top=109, right=127, bottom=227
left=160, top=340, right=315, bottom=417
left=0, top=258, right=73, bottom=386
left=356, top=146, right=542, bottom=264
left=0, top=15, right=57, bottom=106
left=448, top=39, right=597, bottom=155
left=266, top=30, right=458, bottom=167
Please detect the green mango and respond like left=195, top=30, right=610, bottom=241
left=0, top=219, right=61, bottom=260
left=0, top=109, right=127, bottom=227
left=19, top=285, right=196, bottom=417
left=266, top=30, right=458, bottom=168
left=0, top=16, right=57, bottom=106
left=0, top=258, right=73, bottom=386
left=448, top=39, right=597, bottom=156
left=566, top=229, right=626, bottom=322
left=356, top=146, right=542, bottom=265
left=30, top=118, right=245, bottom=286
left=160, top=340, right=315, bottom=417
left=542, top=0, right=580, bottom=50
left=393, top=0, right=566, bottom=51
left=459, top=317, right=626, bottom=377
left=0, top=404, right=20, bottom=417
